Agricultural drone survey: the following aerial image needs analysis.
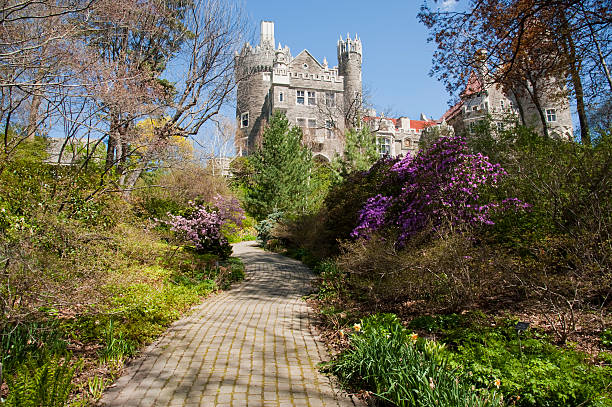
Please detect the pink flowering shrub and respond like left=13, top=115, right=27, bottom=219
left=352, top=135, right=529, bottom=245
left=165, top=195, right=245, bottom=259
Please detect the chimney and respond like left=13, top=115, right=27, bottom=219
left=260, top=21, right=274, bottom=47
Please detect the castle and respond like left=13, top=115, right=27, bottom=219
left=234, top=21, right=362, bottom=161
left=442, top=54, right=574, bottom=139
left=235, top=24, right=572, bottom=162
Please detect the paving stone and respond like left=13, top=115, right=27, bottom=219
left=100, top=242, right=361, bottom=406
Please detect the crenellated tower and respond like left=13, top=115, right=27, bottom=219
left=337, top=34, right=363, bottom=127
left=235, top=21, right=362, bottom=157
left=234, top=21, right=276, bottom=153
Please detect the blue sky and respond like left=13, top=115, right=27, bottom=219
left=241, top=0, right=456, bottom=120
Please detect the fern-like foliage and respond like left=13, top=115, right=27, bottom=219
left=4, top=356, right=79, bottom=407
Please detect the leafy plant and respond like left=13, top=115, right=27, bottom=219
left=99, top=320, right=136, bottom=363
left=325, top=313, right=503, bottom=407
left=87, top=376, right=106, bottom=401
left=314, top=260, right=345, bottom=300
left=444, top=320, right=612, bottom=406
left=0, top=321, right=67, bottom=376
left=601, top=328, right=612, bottom=349
left=4, top=356, right=79, bottom=407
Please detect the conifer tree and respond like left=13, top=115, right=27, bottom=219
left=332, top=125, right=378, bottom=179
left=246, top=112, right=313, bottom=220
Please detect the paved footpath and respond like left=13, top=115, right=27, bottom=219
left=101, top=241, right=359, bottom=407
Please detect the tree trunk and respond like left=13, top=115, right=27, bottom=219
left=105, top=112, right=119, bottom=172
left=26, top=93, right=42, bottom=140
left=510, top=88, right=527, bottom=126
left=526, top=78, right=549, bottom=138
left=560, top=12, right=591, bottom=145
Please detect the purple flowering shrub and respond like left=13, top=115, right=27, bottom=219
left=352, top=135, right=529, bottom=245
left=165, top=195, right=245, bottom=259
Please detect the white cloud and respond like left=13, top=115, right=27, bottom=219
left=440, top=0, right=458, bottom=11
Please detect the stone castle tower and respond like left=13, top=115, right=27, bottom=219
left=235, top=21, right=362, bottom=160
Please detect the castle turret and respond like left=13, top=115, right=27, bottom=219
left=337, top=34, right=363, bottom=127
left=235, top=21, right=277, bottom=153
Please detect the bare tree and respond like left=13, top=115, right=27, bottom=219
left=418, top=0, right=612, bottom=145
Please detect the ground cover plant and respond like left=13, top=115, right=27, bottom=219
left=0, top=137, right=249, bottom=405
left=325, top=313, right=504, bottom=407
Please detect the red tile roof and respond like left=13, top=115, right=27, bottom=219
left=363, top=116, right=436, bottom=131
left=441, top=100, right=464, bottom=122
left=462, top=71, right=484, bottom=97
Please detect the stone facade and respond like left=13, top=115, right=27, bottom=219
left=442, top=66, right=573, bottom=139
left=235, top=21, right=362, bottom=161
left=363, top=112, right=454, bottom=158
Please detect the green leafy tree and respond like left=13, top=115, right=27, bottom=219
left=246, top=112, right=313, bottom=220
left=332, top=125, right=378, bottom=179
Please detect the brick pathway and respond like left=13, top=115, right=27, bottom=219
left=101, top=241, right=358, bottom=407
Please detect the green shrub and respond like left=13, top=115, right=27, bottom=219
left=443, top=320, right=612, bottom=406
left=314, top=260, right=346, bottom=300
left=4, top=356, right=79, bottom=407
left=255, top=211, right=284, bottom=247
left=325, top=313, right=503, bottom=407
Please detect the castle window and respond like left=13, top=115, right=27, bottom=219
left=497, top=122, right=505, bottom=132
left=500, top=100, right=505, bottom=109
left=241, top=112, right=249, bottom=128
left=279, top=92, right=284, bottom=102
left=306, top=119, right=317, bottom=136
left=308, top=91, right=316, bottom=105
left=546, top=108, right=557, bottom=122
left=326, top=92, right=335, bottom=107
left=297, top=118, right=306, bottom=127
left=472, top=106, right=478, bottom=111
left=403, top=138, right=411, bottom=149
left=377, top=137, right=391, bottom=157
left=297, top=90, right=305, bottom=105
left=325, top=120, right=335, bottom=138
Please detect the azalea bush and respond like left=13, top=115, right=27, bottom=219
left=165, top=195, right=245, bottom=259
left=352, top=135, right=529, bottom=245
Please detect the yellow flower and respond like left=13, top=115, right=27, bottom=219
left=410, top=333, right=418, bottom=342
left=494, top=378, right=501, bottom=389
left=339, top=329, right=345, bottom=338
left=353, top=323, right=361, bottom=332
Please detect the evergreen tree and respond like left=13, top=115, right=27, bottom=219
left=332, top=125, right=378, bottom=179
left=246, top=112, right=313, bottom=220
